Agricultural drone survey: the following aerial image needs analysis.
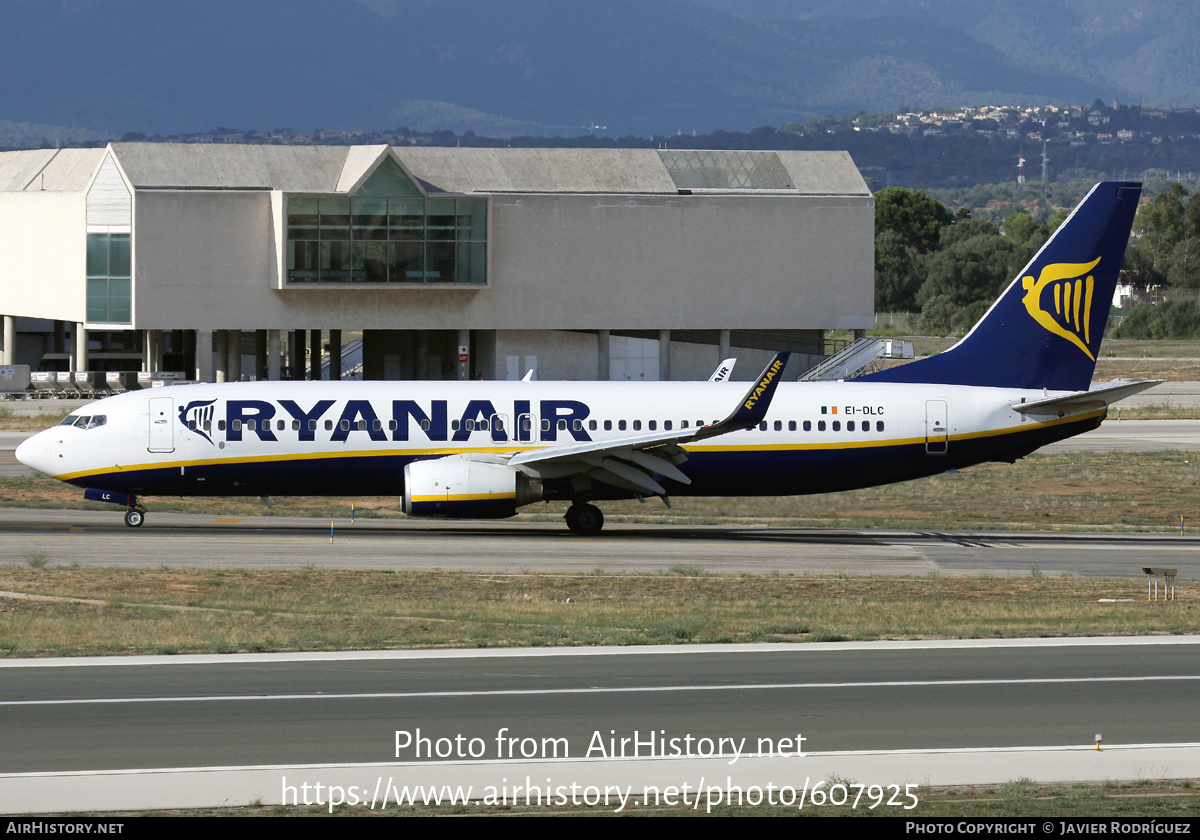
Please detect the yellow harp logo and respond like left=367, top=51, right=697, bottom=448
left=1020, top=258, right=1102, bottom=361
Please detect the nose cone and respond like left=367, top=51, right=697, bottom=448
left=15, top=431, right=54, bottom=477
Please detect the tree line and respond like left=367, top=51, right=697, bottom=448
left=1114, top=183, right=1200, bottom=339
left=878, top=183, right=1200, bottom=339
left=873, top=187, right=1066, bottom=334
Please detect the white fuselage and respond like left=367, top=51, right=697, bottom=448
left=17, top=378, right=1099, bottom=502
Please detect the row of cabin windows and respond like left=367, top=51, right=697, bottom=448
left=765, top=419, right=885, bottom=433
left=190, top=417, right=884, bottom=434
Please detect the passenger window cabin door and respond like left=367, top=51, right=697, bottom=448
left=148, top=397, right=175, bottom=453
left=925, top=399, right=948, bottom=455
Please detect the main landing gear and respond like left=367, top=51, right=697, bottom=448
left=124, top=508, right=144, bottom=528
left=564, top=502, right=604, bottom=536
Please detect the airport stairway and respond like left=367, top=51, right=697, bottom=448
left=315, top=339, right=364, bottom=381
left=798, top=337, right=886, bottom=381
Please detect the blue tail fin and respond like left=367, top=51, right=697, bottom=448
left=860, top=181, right=1141, bottom=391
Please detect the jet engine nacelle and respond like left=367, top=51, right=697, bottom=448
left=402, top=456, right=543, bottom=519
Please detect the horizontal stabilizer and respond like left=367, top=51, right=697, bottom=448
left=1013, top=380, right=1163, bottom=415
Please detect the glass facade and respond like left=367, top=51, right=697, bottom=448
left=286, top=160, right=487, bottom=285
left=86, top=233, right=132, bottom=324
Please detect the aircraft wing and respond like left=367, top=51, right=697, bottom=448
left=1012, top=379, right=1163, bottom=415
left=506, top=352, right=790, bottom=496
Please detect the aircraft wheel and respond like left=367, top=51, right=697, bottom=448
left=566, top=503, right=603, bottom=536
left=124, top=509, right=144, bottom=528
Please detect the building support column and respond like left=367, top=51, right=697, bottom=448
left=254, top=330, right=267, bottom=380
left=718, top=328, right=730, bottom=361
left=658, top=329, right=671, bottom=382
left=288, top=330, right=301, bottom=379
left=153, top=330, right=164, bottom=373
left=309, top=329, right=321, bottom=381
left=597, top=329, right=610, bottom=381
left=75, top=323, right=89, bottom=371
left=214, top=331, right=227, bottom=383
left=328, top=328, right=342, bottom=381
left=1, top=315, right=14, bottom=365
left=142, top=329, right=162, bottom=373
left=267, top=330, right=281, bottom=381
left=195, top=329, right=213, bottom=382
left=415, top=332, right=428, bottom=380
left=227, top=329, right=242, bottom=382
left=457, top=328, right=470, bottom=380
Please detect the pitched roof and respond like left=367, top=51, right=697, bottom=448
left=1, top=144, right=870, bottom=197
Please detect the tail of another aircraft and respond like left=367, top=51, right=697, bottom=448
left=860, top=181, right=1142, bottom=392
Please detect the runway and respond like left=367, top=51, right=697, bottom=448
left=2, top=637, right=1199, bottom=813
left=0, top=508, right=1194, bottom=578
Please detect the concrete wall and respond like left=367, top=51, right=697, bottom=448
left=129, top=190, right=873, bottom=333
left=492, top=330, right=600, bottom=381
left=490, top=193, right=873, bottom=331
left=133, top=190, right=274, bottom=328
left=0, top=191, right=86, bottom=322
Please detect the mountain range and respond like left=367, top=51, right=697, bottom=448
left=1, top=0, right=1197, bottom=140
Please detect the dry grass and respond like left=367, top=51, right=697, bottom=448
left=1095, top=358, right=1200, bottom=381
left=1108, top=402, right=1200, bottom=420
left=160, top=779, right=1200, bottom=817
left=1102, top=339, right=1200, bottom=358
left=0, top=407, right=72, bottom=431
left=0, top=567, right=1193, bottom=657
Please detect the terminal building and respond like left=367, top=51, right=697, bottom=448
left=0, top=144, right=873, bottom=383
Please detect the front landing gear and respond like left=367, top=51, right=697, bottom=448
left=565, top=503, right=604, bottom=536
left=83, top=488, right=146, bottom=528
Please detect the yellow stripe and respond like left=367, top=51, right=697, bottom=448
left=53, top=445, right=551, bottom=482
left=1084, top=275, right=1094, bottom=345
left=411, top=493, right=517, bottom=502
left=53, top=410, right=1104, bottom=482
left=1080, top=276, right=1089, bottom=328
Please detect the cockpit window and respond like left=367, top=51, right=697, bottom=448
left=58, top=415, right=106, bottom=429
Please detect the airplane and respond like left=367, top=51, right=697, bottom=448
left=16, top=181, right=1154, bottom=536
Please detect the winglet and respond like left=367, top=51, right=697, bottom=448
left=708, top=358, right=737, bottom=382
left=697, top=351, right=789, bottom=438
